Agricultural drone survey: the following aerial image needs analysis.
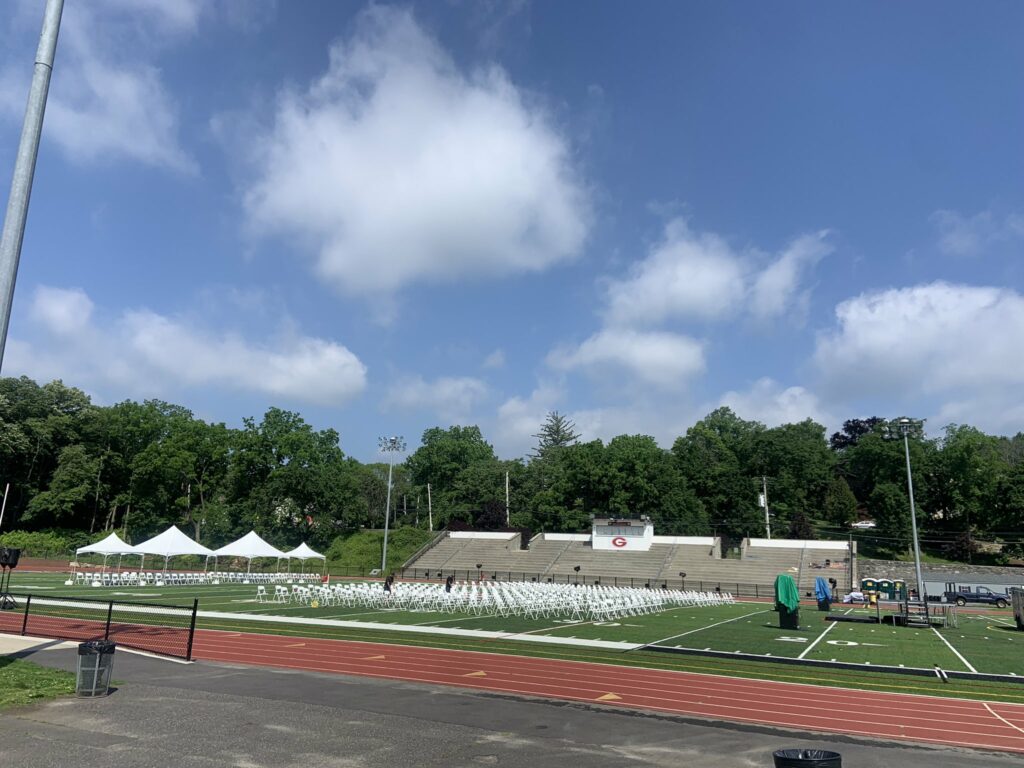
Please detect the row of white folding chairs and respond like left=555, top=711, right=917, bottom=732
left=76, top=570, right=317, bottom=587
left=256, top=580, right=733, bottom=620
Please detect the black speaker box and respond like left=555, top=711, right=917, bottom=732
left=5, top=548, right=19, bottom=569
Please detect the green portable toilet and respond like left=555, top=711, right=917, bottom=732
left=893, top=579, right=907, bottom=601
left=860, top=577, right=878, bottom=594
left=877, top=579, right=895, bottom=600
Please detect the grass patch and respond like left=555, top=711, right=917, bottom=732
left=326, top=528, right=435, bottom=573
left=0, top=657, right=75, bottom=709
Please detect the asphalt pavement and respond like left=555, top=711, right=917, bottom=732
left=0, top=636, right=1020, bottom=768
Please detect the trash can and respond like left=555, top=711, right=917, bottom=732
left=76, top=640, right=116, bottom=697
left=817, top=598, right=831, bottom=612
left=779, top=607, right=800, bottom=629
left=773, top=749, right=842, bottom=768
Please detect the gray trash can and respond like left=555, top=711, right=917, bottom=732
left=76, top=640, right=116, bottom=697
left=773, top=749, right=841, bottom=768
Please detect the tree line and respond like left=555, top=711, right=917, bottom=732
left=1, top=376, right=1023, bottom=562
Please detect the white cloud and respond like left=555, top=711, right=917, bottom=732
left=749, top=232, right=831, bottom=322
left=239, top=6, right=588, bottom=297
left=0, top=0, right=196, bottom=172
left=494, top=381, right=564, bottom=456
left=931, top=209, right=1024, bottom=257
left=548, top=328, right=705, bottom=389
left=718, top=378, right=834, bottom=429
left=605, top=220, right=746, bottom=326
left=815, top=282, right=1024, bottom=397
left=8, top=286, right=367, bottom=406
left=604, top=219, right=832, bottom=327
left=383, top=375, right=487, bottom=421
left=482, top=349, right=506, bottom=369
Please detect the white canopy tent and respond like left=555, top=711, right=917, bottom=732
left=74, top=532, right=139, bottom=572
left=132, top=525, right=214, bottom=571
left=283, top=542, right=326, bottom=575
left=213, top=531, right=287, bottom=573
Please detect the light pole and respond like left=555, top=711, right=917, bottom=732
left=884, top=418, right=926, bottom=601
left=0, top=0, right=63, bottom=370
left=378, top=436, right=406, bottom=574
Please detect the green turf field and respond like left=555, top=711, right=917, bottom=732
left=8, top=572, right=1022, bottom=678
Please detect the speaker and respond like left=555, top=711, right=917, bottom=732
left=5, top=548, right=19, bottom=569
left=0, top=547, right=8, bottom=567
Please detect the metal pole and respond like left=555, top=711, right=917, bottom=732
left=0, top=0, right=64, bottom=369
left=427, top=483, right=432, bottom=532
left=762, top=476, right=771, bottom=540
left=903, top=430, right=926, bottom=600
left=0, top=482, right=9, bottom=530
left=505, top=471, right=510, bottom=525
left=381, top=449, right=395, bottom=573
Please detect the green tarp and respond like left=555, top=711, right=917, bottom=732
left=775, top=573, right=799, bottom=612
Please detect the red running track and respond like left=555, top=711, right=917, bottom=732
left=188, top=628, right=1024, bottom=754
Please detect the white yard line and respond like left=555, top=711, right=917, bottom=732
left=796, top=610, right=849, bottom=660
left=983, top=703, right=1024, bottom=736
left=931, top=626, right=978, bottom=673
left=647, top=609, right=769, bottom=647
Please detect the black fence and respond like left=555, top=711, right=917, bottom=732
left=398, top=568, right=790, bottom=598
left=1, top=594, right=198, bottom=661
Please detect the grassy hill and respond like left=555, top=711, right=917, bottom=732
left=325, top=527, right=436, bottom=574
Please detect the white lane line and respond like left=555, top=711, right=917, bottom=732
left=983, top=702, right=1024, bottom=736
left=797, top=611, right=849, bottom=660
left=932, top=626, right=978, bottom=673
left=648, top=609, right=769, bottom=646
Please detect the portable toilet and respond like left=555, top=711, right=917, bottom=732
left=877, top=579, right=895, bottom=600
left=860, top=577, right=878, bottom=596
left=893, top=579, right=907, bottom=601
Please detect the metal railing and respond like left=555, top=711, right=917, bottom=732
left=0, top=593, right=198, bottom=660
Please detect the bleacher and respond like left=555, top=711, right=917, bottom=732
left=546, top=541, right=672, bottom=581
left=656, top=542, right=723, bottom=582
left=439, top=534, right=522, bottom=570
left=403, top=528, right=854, bottom=593
left=406, top=536, right=469, bottom=572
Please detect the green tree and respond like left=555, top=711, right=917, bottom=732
left=673, top=408, right=761, bottom=537
left=823, top=476, right=858, bottom=526
left=531, top=411, right=580, bottom=459
left=869, top=482, right=911, bottom=554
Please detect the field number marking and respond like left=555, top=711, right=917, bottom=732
left=798, top=610, right=851, bottom=659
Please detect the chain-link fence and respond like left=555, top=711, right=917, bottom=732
left=0, top=593, right=197, bottom=660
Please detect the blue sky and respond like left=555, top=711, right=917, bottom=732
left=1, top=0, right=1022, bottom=461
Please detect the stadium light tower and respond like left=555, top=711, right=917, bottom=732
left=378, top=436, right=406, bottom=573
left=883, top=417, right=926, bottom=600
left=0, top=0, right=63, bottom=370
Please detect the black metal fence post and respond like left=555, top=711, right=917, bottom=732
left=186, top=598, right=199, bottom=661
left=104, top=600, right=114, bottom=640
left=21, top=594, right=31, bottom=635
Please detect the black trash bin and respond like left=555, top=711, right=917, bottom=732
left=76, top=640, right=116, bottom=697
left=773, top=749, right=842, bottom=768
left=817, top=599, right=831, bottom=612
left=779, top=607, right=800, bottom=629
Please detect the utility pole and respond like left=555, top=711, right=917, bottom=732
left=505, top=471, right=510, bottom=526
left=760, top=476, right=771, bottom=540
left=427, top=483, right=433, bottom=532
left=0, top=0, right=64, bottom=370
